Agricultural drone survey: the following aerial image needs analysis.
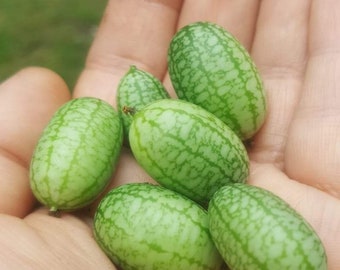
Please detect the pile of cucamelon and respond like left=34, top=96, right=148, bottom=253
left=29, top=22, right=327, bottom=270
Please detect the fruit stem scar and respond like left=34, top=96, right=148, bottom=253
left=49, top=207, right=61, bottom=218
left=122, top=105, right=136, bottom=116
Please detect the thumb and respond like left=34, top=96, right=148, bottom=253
left=0, top=67, right=70, bottom=217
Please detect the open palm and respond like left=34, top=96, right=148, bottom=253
left=1, top=1, right=339, bottom=269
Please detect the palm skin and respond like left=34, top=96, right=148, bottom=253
left=0, top=0, right=339, bottom=269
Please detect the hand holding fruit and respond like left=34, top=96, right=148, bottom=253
left=0, top=1, right=339, bottom=269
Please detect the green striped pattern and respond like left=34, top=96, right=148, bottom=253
left=168, top=22, right=267, bottom=140
left=94, top=183, right=223, bottom=270
left=117, top=65, right=170, bottom=142
left=208, top=184, right=327, bottom=270
left=129, top=99, right=249, bottom=206
left=29, top=97, right=123, bottom=211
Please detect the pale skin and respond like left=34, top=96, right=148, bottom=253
left=0, top=0, right=339, bottom=269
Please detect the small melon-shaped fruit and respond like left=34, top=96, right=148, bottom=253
left=168, top=21, right=267, bottom=140
left=129, top=99, right=249, bottom=206
left=94, top=183, right=223, bottom=270
left=117, top=65, right=169, bottom=142
left=29, top=97, right=123, bottom=213
left=208, top=184, right=327, bottom=270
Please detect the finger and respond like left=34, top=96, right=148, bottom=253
left=285, top=0, right=340, bottom=198
left=73, top=0, right=183, bottom=106
left=249, top=162, right=340, bottom=270
left=0, top=208, right=116, bottom=269
left=249, top=0, right=311, bottom=167
left=0, top=67, right=71, bottom=217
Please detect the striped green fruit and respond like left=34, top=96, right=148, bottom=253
left=168, top=21, right=267, bottom=140
left=129, top=99, right=249, bottom=206
left=93, top=183, right=223, bottom=270
left=29, top=97, right=123, bottom=213
left=208, top=184, right=327, bottom=270
left=117, top=65, right=170, bottom=142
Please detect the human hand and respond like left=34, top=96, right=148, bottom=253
left=0, top=0, right=339, bottom=269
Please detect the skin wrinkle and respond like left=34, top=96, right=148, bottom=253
left=249, top=76, right=303, bottom=169
left=0, top=146, right=28, bottom=170
left=142, top=0, right=183, bottom=11
left=285, top=115, right=340, bottom=197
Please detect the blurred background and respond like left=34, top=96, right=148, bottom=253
left=0, top=0, right=107, bottom=89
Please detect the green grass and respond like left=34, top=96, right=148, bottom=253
left=0, top=0, right=107, bottom=89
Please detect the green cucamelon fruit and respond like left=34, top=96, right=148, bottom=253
left=93, top=183, right=223, bottom=270
left=208, top=184, right=327, bottom=270
left=29, top=97, right=123, bottom=213
left=117, top=65, right=170, bottom=142
left=129, top=99, right=249, bottom=206
left=168, top=21, right=267, bottom=140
